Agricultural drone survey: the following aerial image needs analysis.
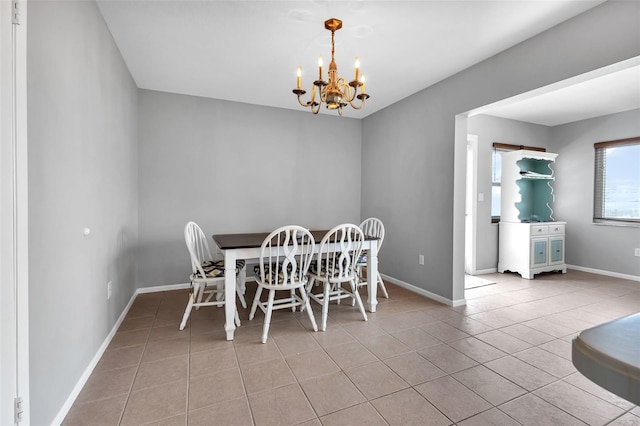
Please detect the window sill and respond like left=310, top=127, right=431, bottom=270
left=593, top=220, right=640, bottom=228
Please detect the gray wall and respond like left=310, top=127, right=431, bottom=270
left=27, top=2, right=139, bottom=424
left=362, top=88, right=456, bottom=295
left=362, top=1, right=640, bottom=300
left=467, top=115, right=551, bottom=272
left=137, top=90, right=362, bottom=288
left=551, top=109, right=640, bottom=277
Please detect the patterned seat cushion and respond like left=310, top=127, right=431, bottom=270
left=254, top=263, right=302, bottom=285
left=194, top=259, right=245, bottom=279
left=309, top=260, right=352, bottom=279
left=357, top=252, right=368, bottom=265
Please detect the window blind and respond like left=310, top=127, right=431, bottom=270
left=593, top=147, right=606, bottom=220
left=593, top=137, right=640, bottom=223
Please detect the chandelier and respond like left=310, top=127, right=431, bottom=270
left=293, top=18, right=370, bottom=116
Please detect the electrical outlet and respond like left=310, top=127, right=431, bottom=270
left=635, top=248, right=640, bottom=257
left=419, top=254, right=425, bottom=265
left=107, top=281, right=112, bottom=299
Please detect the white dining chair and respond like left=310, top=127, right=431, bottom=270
left=306, top=224, right=368, bottom=331
left=179, top=221, right=246, bottom=331
left=249, top=225, right=318, bottom=343
left=357, top=217, right=389, bottom=298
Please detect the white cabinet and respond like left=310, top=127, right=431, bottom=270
left=498, top=150, right=567, bottom=279
left=499, top=222, right=567, bottom=279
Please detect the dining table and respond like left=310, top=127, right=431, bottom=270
left=572, top=312, right=639, bottom=405
left=213, top=229, right=380, bottom=340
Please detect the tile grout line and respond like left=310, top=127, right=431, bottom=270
left=116, top=296, right=161, bottom=426
left=185, top=294, right=192, bottom=425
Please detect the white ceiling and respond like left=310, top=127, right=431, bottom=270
left=96, top=0, right=634, bottom=121
left=482, top=64, right=640, bottom=126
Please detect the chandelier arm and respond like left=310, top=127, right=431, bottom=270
left=296, top=95, right=310, bottom=108
left=293, top=87, right=314, bottom=108
left=310, top=84, right=317, bottom=105
left=349, top=92, right=370, bottom=110
left=348, top=98, right=365, bottom=110
left=309, top=84, right=320, bottom=113
left=339, top=79, right=357, bottom=103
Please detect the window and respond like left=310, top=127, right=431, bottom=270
left=491, top=143, right=545, bottom=223
left=594, top=137, right=640, bottom=224
left=491, top=148, right=505, bottom=221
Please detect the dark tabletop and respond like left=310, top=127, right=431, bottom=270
left=213, top=230, right=377, bottom=250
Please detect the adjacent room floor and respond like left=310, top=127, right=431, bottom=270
left=63, top=270, right=640, bottom=425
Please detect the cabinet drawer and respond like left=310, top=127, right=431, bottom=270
left=548, top=224, right=565, bottom=234
left=530, top=225, right=548, bottom=236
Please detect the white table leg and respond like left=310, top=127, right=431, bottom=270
left=367, top=240, right=378, bottom=313
left=224, top=250, right=237, bottom=340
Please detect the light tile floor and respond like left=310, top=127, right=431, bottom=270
left=63, top=270, right=640, bottom=425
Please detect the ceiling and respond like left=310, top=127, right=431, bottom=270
left=96, top=0, right=635, bottom=121
left=481, top=63, right=640, bottom=126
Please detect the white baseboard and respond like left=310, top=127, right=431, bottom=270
left=566, top=265, right=640, bottom=282
left=53, top=282, right=193, bottom=425
left=137, top=282, right=191, bottom=293
left=52, top=290, right=139, bottom=425
left=474, top=267, right=497, bottom=275
left=381, top=274, right=466, bottom=307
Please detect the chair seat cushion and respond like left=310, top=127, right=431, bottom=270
left=357, top=252, right=368, bottom=265
left=194, top=259, right=245, bottom=279
left=254, top=263, right=303, bottom=285
left=309, top=261, right=352, bottom=279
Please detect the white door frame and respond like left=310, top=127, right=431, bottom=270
left=1, top=1, right=30, bottom=424
left=464, top=134, right=478, bottom=276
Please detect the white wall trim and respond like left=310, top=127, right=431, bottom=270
left=474, top=267, right=498, bottom=275
left=52, top=291, right=140, bottom=425
left=136, top=282, right=191, bottom=294
left=465, top=134, right=479, bottom=275
left=1, top=1, right=30, bottom=423
left=566, top=265, right=640, bottom=282
left=52, top=282, right=188, bottom=425
left=381, top=274, right=467, bottom=307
